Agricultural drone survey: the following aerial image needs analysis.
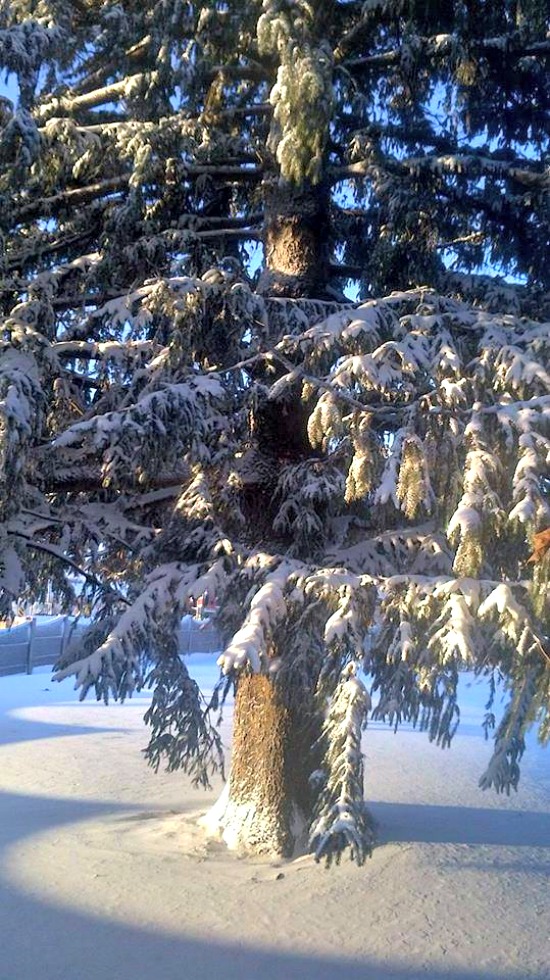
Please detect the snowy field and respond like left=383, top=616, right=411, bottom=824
left=0, top=657, right=548, bottom=980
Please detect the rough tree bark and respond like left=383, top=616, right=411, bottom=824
left=205, top=181, right=329, bottom=855
left=257, top=180, right=331, bottom=300
left=205, top=674, right=317, bottom=855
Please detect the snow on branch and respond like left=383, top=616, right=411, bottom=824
left=403, top=153, right=548, bottom=189
left=52, top=374, right=226, bottom=487
left=218, top=559, right=301, bottom=674
left=143, top=649, right=225, bottom=789
left=0, top=20, right=64, bottom=80
left=0, top=347, right=44, bottom=515
left=310, top=664, right=373, bottom=865
left=54, top=560, right=227, bottom=701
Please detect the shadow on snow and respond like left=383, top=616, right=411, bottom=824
left=0, top=781, right=548, bottom=980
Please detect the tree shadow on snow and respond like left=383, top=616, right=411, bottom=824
left=0, top=680, right=153, bottom=746
left=0, top=786, right=546, bottom=980
left=0, top=707, right=128, bottom=746
left=370, top=800, right=550, bottom=848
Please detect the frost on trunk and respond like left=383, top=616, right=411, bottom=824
left=203, top=672, right=316, bottom=857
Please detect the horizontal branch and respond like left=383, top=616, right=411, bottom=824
left=46, top=60, right=268, bottom=116
left=61, top=72, right=154, bottom=111
left=442, top=271, right=550, bottom=317
left=204, top=61, right=270, bottom=84
left=40, top=467, right=189, bottom=495
left=332, top=154, right=547, bottom=188
left=54, top=339, right=157, bottom=359
left=217, top=347, right=405, bottom=420
left=329, top=262, right=363, bottom=278
left=438, top=231, right=486, bottom=249
left=61, top=370, right=102, bottom=389
left=121, top=485, right=183, bottom=508
left=16, top=177, right=128, bottom=220
left=174, top=226, right=261, bottom=241
left=50, top=291, right=125, bottom=311
left=269, top=351, right=406, bottom=419
left=6, top=229, right=96, bottom=271
left=341, top=34, right=550, bottom=73
left=58, top=102, right=273, bottom=136
left=39, top=103, right=271, bottom=139
left=70, top=35, right=153, bottom=96
left=178, top=212, right=263, bottom=229
left=403, top=154, right=549, bottom=189
left=14, top=165, right=264, bottom=223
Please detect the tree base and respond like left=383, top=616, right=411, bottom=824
left=200, top=673, right=312, bottom=857
left=200, top=782, right=308, bottom=858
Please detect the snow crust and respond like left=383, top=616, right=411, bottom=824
left=0, top=662, right=548, bottom=980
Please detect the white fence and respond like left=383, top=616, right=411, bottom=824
left=0, top=616, right=220, bottom=677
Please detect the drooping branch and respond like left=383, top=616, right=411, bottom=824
left=13, top=531, right=131, bottom=604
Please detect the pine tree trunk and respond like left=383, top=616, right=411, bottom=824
left=203, top=180, right=329, bottom=857
left=257, top=180, right=330, bottom=299
left=204, top=673, right=317, bottom=857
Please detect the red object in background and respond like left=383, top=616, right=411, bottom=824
left=527, top=528, right=550, bottom=563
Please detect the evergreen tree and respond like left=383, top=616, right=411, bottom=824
left=1, top=0, right=548, bottom=863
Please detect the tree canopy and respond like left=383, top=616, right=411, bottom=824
left=0, top=0, right=548, bottom=862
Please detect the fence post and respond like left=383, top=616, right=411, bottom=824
left=60, top=615, right=69, bottom=661
left=25, top=617, right=36, bottom=674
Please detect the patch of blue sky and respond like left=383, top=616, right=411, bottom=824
left=0, top=71, right=18, bottom=104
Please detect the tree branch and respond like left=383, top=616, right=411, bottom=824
left=13, top=530, right=131, bottom=604
left=16, top=177, right=128, bottom=220
left=45, top=61, right=268, bottom=115
left=332, top=155, right=548, bottom=188
left=14, top=165, right=264, bottom=222
left=60, top=73, right=153, bottom=111
left=6, top=230, right=98, bottom=272
left=70, top=35, right=153, bottom=95
left=341, top=34, right=550, bottom=73
left=39, top=468, right=189, bottom=495
left=40, top=102, right=271, bottom=137
left=54, top=339, right=157, bottom=359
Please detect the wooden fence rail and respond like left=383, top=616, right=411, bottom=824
left=0, top=616, right=220, bottom=678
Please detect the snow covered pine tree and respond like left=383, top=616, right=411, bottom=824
left=1, top=1, right=548, bottom=863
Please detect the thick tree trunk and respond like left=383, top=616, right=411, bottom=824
left=204, top=673, right=317, bottom=856
left=203, top=178, right=330, bottom=857
left=257, top=180, right=331, bottom=299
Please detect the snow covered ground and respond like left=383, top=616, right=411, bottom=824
left=0, top=658, right=548, bottom=980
